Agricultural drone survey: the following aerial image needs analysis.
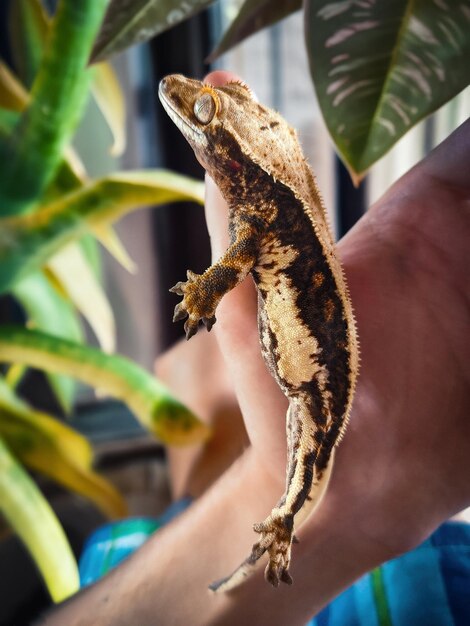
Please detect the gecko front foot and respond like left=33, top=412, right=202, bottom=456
left=251, top=512, right=295, bottom=587
left=170, top=270, right=217, bottom=339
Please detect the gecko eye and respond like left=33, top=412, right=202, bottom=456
left=194, top=92, right=217, bottom=124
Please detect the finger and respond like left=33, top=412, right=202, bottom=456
left=204, top=174, right=230, bottom=262
left=203, top=158, right=287, bottom=468
left=204, top=70, right=240, bottom=88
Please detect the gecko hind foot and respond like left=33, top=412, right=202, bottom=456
left=251, top=513, right=295, bottom=587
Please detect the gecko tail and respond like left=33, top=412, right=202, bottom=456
left=209, top=554, right=259, bottom=593
left=209, top=452, right=335, bottom=593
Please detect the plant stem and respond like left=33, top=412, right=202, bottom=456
left=0, top=0, right=109, bottom=217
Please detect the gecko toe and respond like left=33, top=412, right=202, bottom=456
left=173, top=303, right=187, bottom=322
left=265, top=563, right=280, bottom=588
left=169, top=281, right=185, bottom=295
left=187, top=269, right=198, bottom=281
left=280, top=569, right=293, bottom=585
left=184, top=318, right=199, bottom=340
left=202, top=315, right=216, bottom=331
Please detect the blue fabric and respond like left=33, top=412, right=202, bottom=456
left=307, top=521, right=470, bottom=626
left=80, top=507, right=470, bottom=623
left=79, top=497, right=193, bottom=587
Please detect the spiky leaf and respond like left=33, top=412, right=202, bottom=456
left=91, top=0, right=215, bottom=63
left=209, top=0, right=302, bottom=61
left=92, top=62, right=127, bottom=156
left=8, top=0, right=50, bottom=89
left=48, top=244, right=115, bottom=353
left=0, top=169, right=205, bottom=293
left=0, top=62, right=29, bottom=111
left=0, top=327, right=210, bottom=446
left=0, top=379, right=126, bottom=519
left=12, top=271, right=82, bottom=412
left=0, top=435, right=79, bottom=601
left=0, top=0, right=109, bottom=216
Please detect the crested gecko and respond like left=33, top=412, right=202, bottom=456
left=158, top=74, right=359, bottom=592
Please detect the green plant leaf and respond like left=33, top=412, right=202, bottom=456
left=0, top=61, right=29, bottom=111
left=0, top=379, right=127, bottom=519
left=79, top=232, right=103, bottom=279
left=92, top=62, right=127, bottom=157
left=0, top=0, right=109, bottom=217
left=48, top=243, right=115, bottom=353
left=305, top=0, right=470, bottom=182
left=4, top=363, right=26, bottom=389
left=12, top=271, right=83, bottom=413
left=90, top=0, right=216, bottom=64
left=0, top=66, right=131, bottom=277
left=0, top=107, right=21, bottom=135
left=0, top=326, right=211, bottom=446
left=8, top=0, right=50, bottom=89
left=94, top=224, right=137, bottom=273
left=209, top=0, right=302, bottom=61
left=7, top=0, right=127, bottom=158
left=0, top=434, right=79, bottom=602
left=0, top=169, right=204, bottom=293
left=0, top=102, right=89, bottom=199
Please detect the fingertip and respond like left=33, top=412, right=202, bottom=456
left=203, top=70, right=240, bottom=87
left=204, top=70, right=258, bottom=102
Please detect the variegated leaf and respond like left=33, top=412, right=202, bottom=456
left=0, top=435, right=79, bottom=601
left=305, top=0, right=470, bottom=181
left=93, top=224, right=138, bottom=273
left=91, top=62, right=127, bottom=157
left=0, top=379, right=127, bottom=519
left=209, top=0, right=302, bottom=61
left=12, top=271, right=83, bottom=412
left=8, top=0, right=50, bottom=89
left=48, top=243, right=116, bottom=353
left=0, top=326, right=211, bottom=446
left=0, top=0, right=108, bottom=218
left=0, top=61, right=29, bottom=111
left=91, top=0, right=216, bottom=64
left=0, top=170, right=204, bottom=293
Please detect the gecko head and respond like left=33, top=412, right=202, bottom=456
left=158, top=74, right=295, bottom=184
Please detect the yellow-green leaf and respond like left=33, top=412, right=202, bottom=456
left=0, top=61, right=29, bottom=111
left=12, top=271, right=83, bottom=412
left=48, top=243, right=115, bottom=353
left=8, top=0, right=50, bottom=89
left=91, top=62, right=126, bottom=156
left=0, top=169, right=205, bottom=293
left=0, top=434, right=79, bottom=602
left=94, top=224, right=137, bottom=273
left=0, top=326, right=210, bottom=446
left=5, top=363, right=26, bottom=389
left=0, top=379, right=126, bottom=519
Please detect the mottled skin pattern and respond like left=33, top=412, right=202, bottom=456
left=159, top=75, right=359, bottom=591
